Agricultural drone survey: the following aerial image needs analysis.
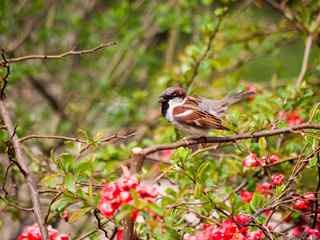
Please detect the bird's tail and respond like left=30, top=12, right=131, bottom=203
left=223, top=90, right=255, bottom=105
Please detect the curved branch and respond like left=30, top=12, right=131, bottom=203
left=0, top=100, right=48, bottom=239
left=19, top=134, right=87, bottom=143
left=132, top=123, right=320, bottom=172
left=0, top=41, right=117, bottom=67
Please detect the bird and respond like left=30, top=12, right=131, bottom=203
left=159, top=86, right=254, bottom=137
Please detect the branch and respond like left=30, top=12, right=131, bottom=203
left=0, top=99, right=48, bottom=239
left=186, top=16, right=223, bottom=90
left=19, top=132, right=133, bottom=143
left=296, top=34, right=313, bottom=87
left=0, top=41, right=117, bottom=67
left=94, top=209, right=109, bottom=239
left=295, top=10, right=320, bottom=87
left=263, top=0, right=308, bottom=32
left=19, top=134, right=87, bottom=143
left=131, top=123, right=320, bottom=172
left=312, top=152, right=320, bottom=228
left=0, top=49, right=10, bottom=98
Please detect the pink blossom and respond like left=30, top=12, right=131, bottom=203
left=293, top=198, right=310, bottom=210
left=247, top=230, right=264, bottom=240
left=17, top=224, right=69, bottom=240
left=239, top=191, right=253, bottom=203
left=269, top=154, right=279, bottom=163
left=98, top=170, right=158, bottom=219
left=256, top=182, right=272, bottom=195
left=271, top=174, right=284, bottom=186
left=291, top=226, right=303, bottom=237
left=243, top=153, right=261, bottom=168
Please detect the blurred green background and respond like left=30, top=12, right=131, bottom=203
left=1, top=0, right=319, bottom=139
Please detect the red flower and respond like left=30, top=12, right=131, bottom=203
left=248, top=230, right=264, bottom=240
left=159, top=149, right=173, bottom=161
left=279, top=111, right=304, bottom=126
left=17, top=224, right=69, bottom=240
left=269, top=154, right=279, bottom=163
left=243, top=153, right=261, bottom=168
left=184, top=214, right=261, bottom=240
left=57, top=235, right=69, bottom=240
left=271, top=174, right=284, bottom=186
left=239, top=191, right=253, bottom=203
left=256, top=182, right=272, bottom=195
left=63, top=210, right=69, bottom=222
left=291, top=226, right=303, bottom=237
left=246, top=85, right=256, bottom=100
left=233, top=214, right=251, bottom=225
left=293, top=198, right=310, bottom=210
left=117, top=228, right=123, bottom=240
left=98, top=168, right=158, bottom=219
left=98, top=201, right=116, bottom=218
left=304, top=192, right=316, bottom=201
left=305, top=226, right=320, bottom=238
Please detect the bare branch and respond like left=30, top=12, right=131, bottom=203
left=94, top=209, right=109, bottom=238
left=0, top=41, right=117, bottom=67
left=19, top=134, right=87, bottom=143
left=263, top=0, right=307, bottom=32
left=131, top=123, right=320, bottom=172
left=296, top=35, right=313, bottom=87
left=312, top=152, right=320, bottom=228
left=0, top=49, right=10, bottom=98
left=0, top=99, right=48, bottom=239
left=186, top=16, right=223, bottom=90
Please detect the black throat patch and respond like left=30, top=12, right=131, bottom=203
left=161, top=101, right=169, bottom=117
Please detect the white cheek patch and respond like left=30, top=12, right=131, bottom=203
left=166, top=97, right=184, bottom=122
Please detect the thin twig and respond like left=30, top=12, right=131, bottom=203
left=263, top=0, right=307, bottom=32
left=1, top=162, right=14, bottom=196
left=0, top=42, right=117, bottom=66
left=0, top=195, right=34, bottom=212
left=94, top=209, right=109, bottom=239
left=0, top=49, right=10, bottom=99
left=110, top=227, right=118, bottom=240
left=186, top=16, right=223, bottom=90
left=296, top=35, right=313, bottom=87
left=312, top=152, right=320, bottom=228
left=19, top=134, right=87, bottom=143
left=44, top=192, right=63, bottom=224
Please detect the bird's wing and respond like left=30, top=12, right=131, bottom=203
left=172, top=98, right=228, bottom=130
left=198, top=91, right=255, bottom=117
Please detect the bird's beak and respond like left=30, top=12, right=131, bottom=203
left=159, top=96, right=166, bottom=103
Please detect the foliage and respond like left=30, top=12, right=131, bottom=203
left=1, top=0, right=320, bottom=240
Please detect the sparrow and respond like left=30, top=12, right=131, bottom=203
left=159, top=87, right=254, bottom=136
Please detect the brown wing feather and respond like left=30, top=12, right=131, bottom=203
left=172, top=105, right=228, bottom=130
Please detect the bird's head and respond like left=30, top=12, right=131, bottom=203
left=159, top=86, right=186, bottom=104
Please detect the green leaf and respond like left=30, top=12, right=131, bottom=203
left=40, top=174, right=62, bottom=188
left=51, top=196, right=74, bottom=212
left=148, top=203, right=163, bottom=216
left=250, top=193, right=265, bottom=210
left=64, top=174, right=76, bottom=193
left=60, top=153, right=75, bottom=173
left=69, top=207, right=91, bottom=223
left=258, top=137, right=267, bottom=155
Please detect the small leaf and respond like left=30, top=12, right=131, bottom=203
left=41, top=174, right=62, bottom=188
left=51, top=196, right=74, bottom=212
left=258, top=137, right=267, bottom=154
left=64, top=174, right=76, bottom=193
left=60, top=153, right=74, bottom=173
left=69, top=207, right=91, bottom=223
